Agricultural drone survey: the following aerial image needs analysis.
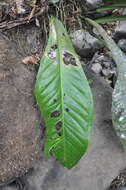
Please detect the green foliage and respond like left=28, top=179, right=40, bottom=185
left=35, top=17, right=93, bottom=168
left=96, top=15, right=126, bottom=23
left=96, top=0, right=126, bottom=23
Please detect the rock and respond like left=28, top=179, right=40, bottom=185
left=4, top=24, right=43, bottom=57
left=101, top=69, right=113, bottom=78
left=90, top=52, right=116, bottom=79
left=0, top=32, right=42, bottom=185
left=91, top=63, right=102, bottom=74
left=118, top=39, right=126, bottom=53
left=71, top=30, right=103, bottom=58
left=85, top=0, right=103, bottom=10
left=113, top=10, right=126, bottom=42
left=114, top=22, right=126, bottom=42
left=3, top=67, right=126, bottom=190
left=1, top=186, right=18, bottom=190
left=116, top=187, right=126, bottom=190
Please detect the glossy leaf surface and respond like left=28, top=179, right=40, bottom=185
left=35, top=17, right=93, bottom=168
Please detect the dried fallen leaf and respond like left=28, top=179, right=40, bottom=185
left=22, top=55, right=37, bottom=65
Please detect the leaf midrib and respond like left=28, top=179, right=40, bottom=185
left=55, top=20, right=67, bottom=162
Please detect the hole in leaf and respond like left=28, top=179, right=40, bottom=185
left=51, top=44, right=57, bottom=50
left=55, top=121, right=62, bottom=131
left=65, top=108, right=70, bottom=112
left=51, top=110, right=60, bottom=118
left=63, top=50, right=77, bottom=66
left=47, top=44, right=57, bottom=59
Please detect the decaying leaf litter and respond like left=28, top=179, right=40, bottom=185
left=0, top=0, right=88, bottom=30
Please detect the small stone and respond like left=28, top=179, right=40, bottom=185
left=85, top=0, right=103, bottom=10
left=118, top=39, right=126, bottom=53
left=102, top=61, right=111, bottom=68
left=102, top=69, right=112, bottom=77
left=91, top=63, right=102, bottom=74
left=96, top=55, right=104, bottom=62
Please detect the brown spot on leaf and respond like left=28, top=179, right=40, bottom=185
left=62, top=33, right=65, bottom=37
left=55, top=121, right=62, bottom=131
left=51, top=110, right=60, bottom=118
left=65, top=108, right=70, bottom=112
left=53, top=99, right=57, bottom=103
left=51, top=44, right=57, bottom=50
left=57, top=131, right=62, bottom=136
left=63, top=51, right=77, bottom=66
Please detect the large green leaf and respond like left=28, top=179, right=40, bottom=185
left=86, top=18, right=126, bottom=148
left=35, top=17, right=93, bottom=168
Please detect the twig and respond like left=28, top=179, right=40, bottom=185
left=27, top=6, right=36, bottom=23
left=27, top=0, right=37, bottom=23
left=0, top=7, right=46, bottom=30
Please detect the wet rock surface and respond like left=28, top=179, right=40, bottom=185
left=114, top=22, right=126, bottom=42
left=71, top=30, right=103, bottom=58
left=1, top=64, right=126, bottom=190
left=0, top=32, right=42, bottom=185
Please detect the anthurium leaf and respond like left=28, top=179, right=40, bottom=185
left=97, top=5, right=126, bottom=12
left=85, top=18, right=126, bottom=148
left=95, top=15, right=126, bottom=23
left=35, top=17, right=93, bottom=168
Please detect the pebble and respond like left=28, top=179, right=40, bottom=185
left=91, top=63, right=102, bottom=74
left=118, top=39, right=126, bottom=53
